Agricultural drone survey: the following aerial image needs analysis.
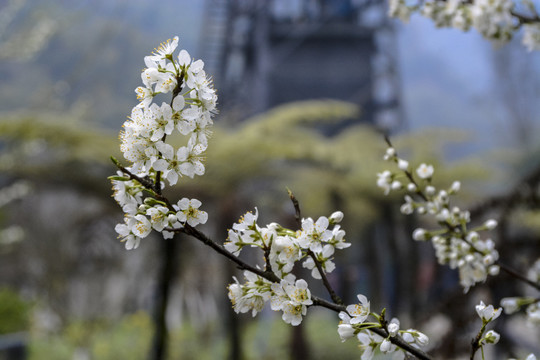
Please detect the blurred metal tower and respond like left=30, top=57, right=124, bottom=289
left=200, top=0, right=403, bottom=131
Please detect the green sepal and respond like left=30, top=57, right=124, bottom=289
left=143, top=197, right=166, bottom=207
left=108, top=175, right=130, bottom=181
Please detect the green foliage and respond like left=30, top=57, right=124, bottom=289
left=0, top=288, right=32, bottom=334
left=0, top=113, right=119, bottom=193
left=0, top=114, right=118, bottom=169
left=29, top=312, right=152, bottom=360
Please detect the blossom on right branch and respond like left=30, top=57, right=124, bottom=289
left=377, top=145, right=500, bottom=291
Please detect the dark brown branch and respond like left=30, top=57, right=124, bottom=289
left=308, top=250, right=344, bottom=305
left=512, top=10, right=540, bottom=24
left=180, top=224, right=280, bottom=283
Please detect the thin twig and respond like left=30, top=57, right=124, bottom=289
left=111, top=157, right=158, bottom=192
left=288, top=189, right=344, bottom=304
left=497, top=262, right=540, bottom=291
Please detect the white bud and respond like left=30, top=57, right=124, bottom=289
left=489, top=265, right=500, bottom=276
left=466, top=231, right=479, bottom=242
left=500, top=297, right=520, bottom=314
left=484, top=219, right=498, bottom=230
left=407, top=183, right=417, bottom=192
left=413, top=331, right=429, bottom=346
left=337, top=324, right=355, bottom=342
left=436, top=208, right=450, bottom=221
left=388, top=318, right=400, bottom=336
left=329, top=211, right=344, bottom=224
left=384, top=148, right=396, bottom=160
left=425, top=186, right=436, bottom=196
left=400, top=203, right=413, bottom=215
left=398, top=159, right=409, bottom=171
left=413, top=228, right=428, bottom=241
left=484, top=330, right=500, bottom=344
left=380, top=338, right=392, bottom=353
left=391, top=180, right=402, bottom=190
left=402, top=332, right=414, bottom=343
left=450, top=181, right=461, bottom=193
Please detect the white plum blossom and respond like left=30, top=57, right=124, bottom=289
left=357, top=331, right=382, bottom=360
left=149, top=36, right=179, bottom=61
left=146, top=205, right=177, bottom=232
left=345, top=294, right=370, bottom=325
left=115, top=217, right=141, bottom=250
left=175, top=198, right=208, bottom=227
left=388, top=0, right=540, bottom=50
left=377, top=144, right=501, bottom=291
left=297, top=216, right=333, bottom=252
left=112, top=35, right=216, bottom=249
left=476, top=301, right=502, bottom=322
left=377, top=170, right=393, bottom=195
left=228, top=272, right=271, bottom=317
left=302, top=244, right=335, bottom=279
left=416, top=163, right=434, bottom=179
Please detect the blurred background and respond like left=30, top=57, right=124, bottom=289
left=1, top=0, right=540, bottom=359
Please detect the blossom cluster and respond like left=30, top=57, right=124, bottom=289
left=225, top=209, right=349, bottom=324
left=388, top=0, right=540, bottom=51
left=228, top=272, right=313, bottom=326
left=225, top=209, right=349, bottom=279
left=377, top=146, right=500, bottom=291
left=338, top=295, right=429, bottom=360
left=110, top=36, right=215, bottom=249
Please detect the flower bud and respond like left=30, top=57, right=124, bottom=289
left=385, top=147, right=396, bottom=159
left=484, top=330, right=500, bottom=344
left=391, top=180, right=402, bottom=190
left=414, top=331, right=429, bottom=346
left=400, top=203, right=413, bottom=215
left=450, top=181, right=461, bottom=193
left=407, top=183, right=417, bottom=192
left=484, top=219, right=498, bottom=230
left=329, top=211, right=344, bottom=224
left=337, top=324, right=355, bottom=342
left=380, top=338, right=392, bottom=353
left=397, top=159, right=409, bottom=171
left=388, top=318, right=400, bottom=336
left=412, top=228, right=428, bottom=241
left=501, top=297, right=520, bottom=314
